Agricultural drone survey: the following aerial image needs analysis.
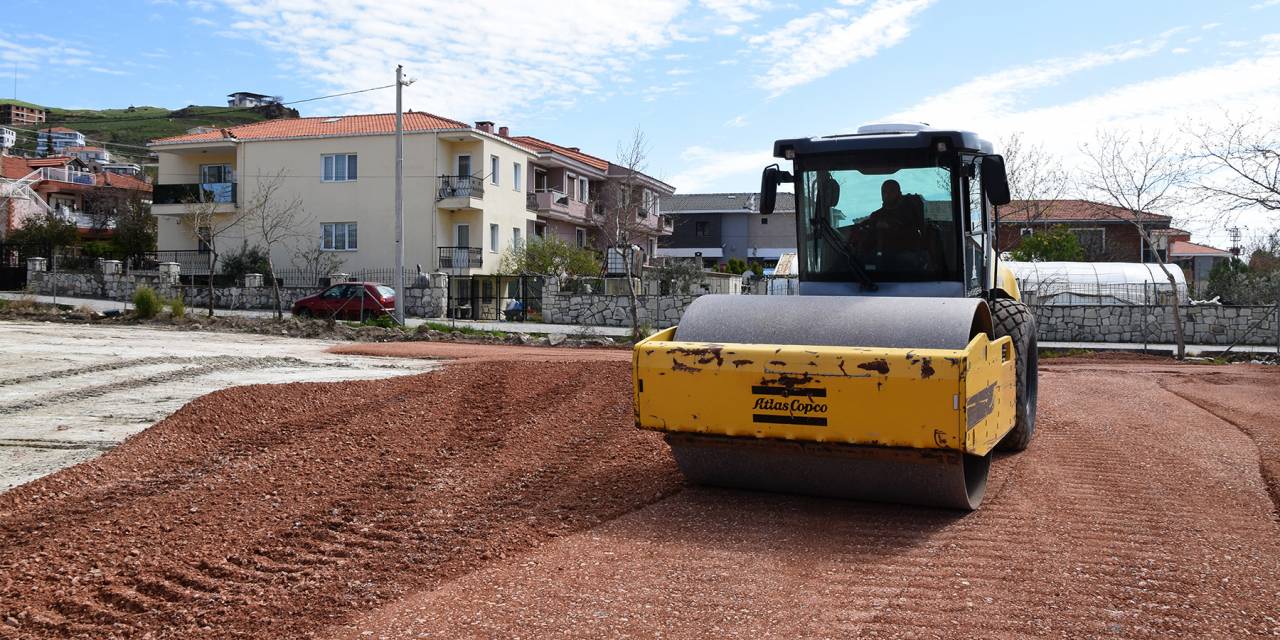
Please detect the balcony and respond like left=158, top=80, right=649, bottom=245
left=151, top=183, right=238, bottom=215
left=438, top=246, right=482, bottom=269
left=528, top=189, right=589, bottom=223
left=437, top=175, right=484, bottom=206
left=39, top=167, right=95, bottom=185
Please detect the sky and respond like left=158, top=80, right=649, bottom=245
left=5, top=0, right=1280, bottom=246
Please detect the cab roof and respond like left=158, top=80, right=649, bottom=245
left=774, top=124, right=993, bottom=158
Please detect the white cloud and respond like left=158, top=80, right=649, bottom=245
left=714, top=24, right=741, bottom=36
left=190, top=16, right=217, bottom=26
left=89, top=66, right=129, bottom=76
left=664, top=53, right=688, bottom=60
left=725, top=115, right=747, bottom=127
left=668, top=145, right=778, bottom=192
left=215, top=0, right=689, bottom=119
left=1250, top=0, right=1279, bottom=8
left=667, top=68, right=694, bottom=76
left=1172, top=47, right=1190, bottom=54
left=701, top=0, right=770, bottom=22
left=889, top=33, right=1280, bottom=233
left=747, top=0, right=935, bottom=96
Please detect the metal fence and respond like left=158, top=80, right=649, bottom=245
left=447, top=275, right=543, bottom=322
left=1016, top=281, right=1187, bottom=306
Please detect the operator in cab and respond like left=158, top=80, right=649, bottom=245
left=843, top=179, right=931, bottom=271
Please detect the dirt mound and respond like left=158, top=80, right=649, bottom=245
left=0, top=361, right=679, bottom=638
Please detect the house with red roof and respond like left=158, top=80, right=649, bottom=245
left=0, top=153, right=152, bottom=241
left=148, top=114, right=677, bottom=279
left=507, top=128, right=674, bottom=260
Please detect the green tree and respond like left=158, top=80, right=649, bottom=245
left=498, top=236, right=600, bottom=277
left=725, top=257, right=748, bottom=274
left=220, top=243, right=270, bottom=281
left=8, top=209, right=78, bottom=247
left=1007, top=226, right=1085, bottom=262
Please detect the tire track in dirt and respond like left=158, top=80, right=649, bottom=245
left=334, top=364, right=1280, bottom=639
left=0, top=360, right=681, bottom=639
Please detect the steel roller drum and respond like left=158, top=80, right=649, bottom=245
left=666, top=294, right=994, bottom=510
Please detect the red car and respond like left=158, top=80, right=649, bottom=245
left=292, top=282, right=396, bottom=320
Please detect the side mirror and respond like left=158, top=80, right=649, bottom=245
left=981, top=155, right=1011, bottom=206
left=759, top=165, right=780, bottom=215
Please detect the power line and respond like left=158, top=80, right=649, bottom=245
left=37, top=84, right=397, bottom=127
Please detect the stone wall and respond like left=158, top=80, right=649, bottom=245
left=1031, top=304, right=1280, bottom=346
left=26, top=271, right=447, bottom=319
left=541, top=277, right=699, bottom=328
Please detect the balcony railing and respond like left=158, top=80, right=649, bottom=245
left=438, top=246, right=482, bottom=269
left=39, top=167, right=95, bottom=185
left=437, top=175, right=484, bottom=200
left=153, top=182, right=237, bottom=206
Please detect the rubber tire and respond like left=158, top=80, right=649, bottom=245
left=295, top=308, right=313, bottom=319
left=991, top=297, right=1038, bottom=451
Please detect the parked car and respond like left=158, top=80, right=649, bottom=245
left=292, top=282, right=396, bottom=320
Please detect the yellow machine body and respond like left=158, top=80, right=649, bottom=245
left=633, top=328, right=1017, bottom=457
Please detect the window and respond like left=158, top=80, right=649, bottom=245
left=458, top=155, right=472, bottom=177
left=513, top=227, right=522, bottom=247
left=199, top=164, right=233, bottom=184
left=695, top=221, right=709, bottom=238
left=579, top=177, right=589, bottom=202
left=490, top=223, right=499, bottom=252
left=567, top=174, right=576, bottom=200
left=321, top=222, right=358, bottom=251
left=513, top=162, right=522, bottom=191
left=322, top=154, right=358, bottom=182
left=761, top=217, right=769, bottom=225
left=1072, top=228, right=1106, bottom=259
left=575, top=227, right=587, bottom=248
left=491, top=155, right=500, bottom=185
left=1020, top=228, right=1034, bottom=237
left=456, top=224, right=470, bottom=247
left=196, top=225, right=212, bottom=253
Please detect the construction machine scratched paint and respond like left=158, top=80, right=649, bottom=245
left=633, top=124, right=1039, bottom=509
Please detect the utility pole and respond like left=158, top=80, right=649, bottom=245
left=393, top=64, right=406, bottom=324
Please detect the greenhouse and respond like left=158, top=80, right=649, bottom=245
left=1005, top=261, right=1188, bottom=306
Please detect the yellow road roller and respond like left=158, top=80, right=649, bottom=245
left=633, top=124, right=1038, bottom=509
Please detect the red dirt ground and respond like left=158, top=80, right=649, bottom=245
left=329, top=341, right=630, bottom=362
left=2, top=346, right=1278, bottom=639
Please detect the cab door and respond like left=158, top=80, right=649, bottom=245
left=962, top=159, right=990, bottom=296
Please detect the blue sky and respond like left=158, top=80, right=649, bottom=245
left=6, top=0, right=1279, bottom=243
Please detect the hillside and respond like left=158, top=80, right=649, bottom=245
left=3, top=102, right=298, bottom=161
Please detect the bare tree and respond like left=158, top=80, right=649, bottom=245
left=1186, top=111, right=1280, bottom=222
left=1001, top=132, right=1070, bottom=230
left=243, top=171, right=309, bottom=320
left=1079, top=128, right=1194, bottom=359
left=180, top=195, right=248, bottom=317
left=599, top=128, right=658, bottom=338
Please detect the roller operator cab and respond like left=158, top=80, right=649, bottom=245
left=633, top=124, right=1039, bottom=510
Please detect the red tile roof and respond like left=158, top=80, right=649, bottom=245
left=26, top=157, right=74, bottom=168
left=0, top=155, right=35, bottom=179
left=96, top=171, right=152, bottom=192
left=1000, top=199, right=1171, bottom=223
left=509, top=135, right=610, bottom=172
left=150, top=112, right=470, bottom=145
left=1170, top=240, right=1232, bottom=257
left=45, top=127, right=79, bottom=134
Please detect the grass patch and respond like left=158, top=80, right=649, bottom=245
left=419, top=321, right=506, bottom=338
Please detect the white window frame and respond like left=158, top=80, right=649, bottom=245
left=457, top=154, right=472, bottom=177
left=321, top=222, right=358, bottom=251
left=322, top=154, right=358, bottom=182
left=512, top=227, right=522, bottom=247
left=579, top=177, right=589, bottom=203
left=575, top=227, right=587, bottom=248
left=567, top=173, right=577, bottom=200
left=489, top=223, right=499, bottom=253
left=513, top=161, right=522, bottom=191
left=490, top=154, right=500, bottom=185
left=455, top=223, right=471, bottom=247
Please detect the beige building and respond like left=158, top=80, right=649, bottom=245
left=149, top=112, right=538, bottom=276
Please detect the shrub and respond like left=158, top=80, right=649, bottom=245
left=169, top=292, right=185, bottom=318
left=133, top=286, right=162, bottom=318
left=220, top=244, right=270, bottom=281
left=1008, top=226, right=1085, bottom=262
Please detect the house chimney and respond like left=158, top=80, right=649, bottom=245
left=475, top=120, right=494, bottom=133
left=568, top=147, right=580, bottom=152
left=498, top=126, right=509, bottom=138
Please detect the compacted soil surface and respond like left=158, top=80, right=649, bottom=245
left=0, top=360, right=678, bottom=639
left=2, top=348, right=1278, bottom=639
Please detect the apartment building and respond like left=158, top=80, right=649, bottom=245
left=227, top=92, right=281, bottom=108
left=36, top=127, right=87, bottom=156
left=148, top=112, right=537, bottom=276
left=659, top=192, right=796, bottom=267
left=507, top=129, right=675, bottom=260
left=0, top=100, right=46, bottom=126
left=1, top=155, right=152, bottom=240
left=64, top=146, right=112, bottom=164
left=0, top=127, right=13, bottom=151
